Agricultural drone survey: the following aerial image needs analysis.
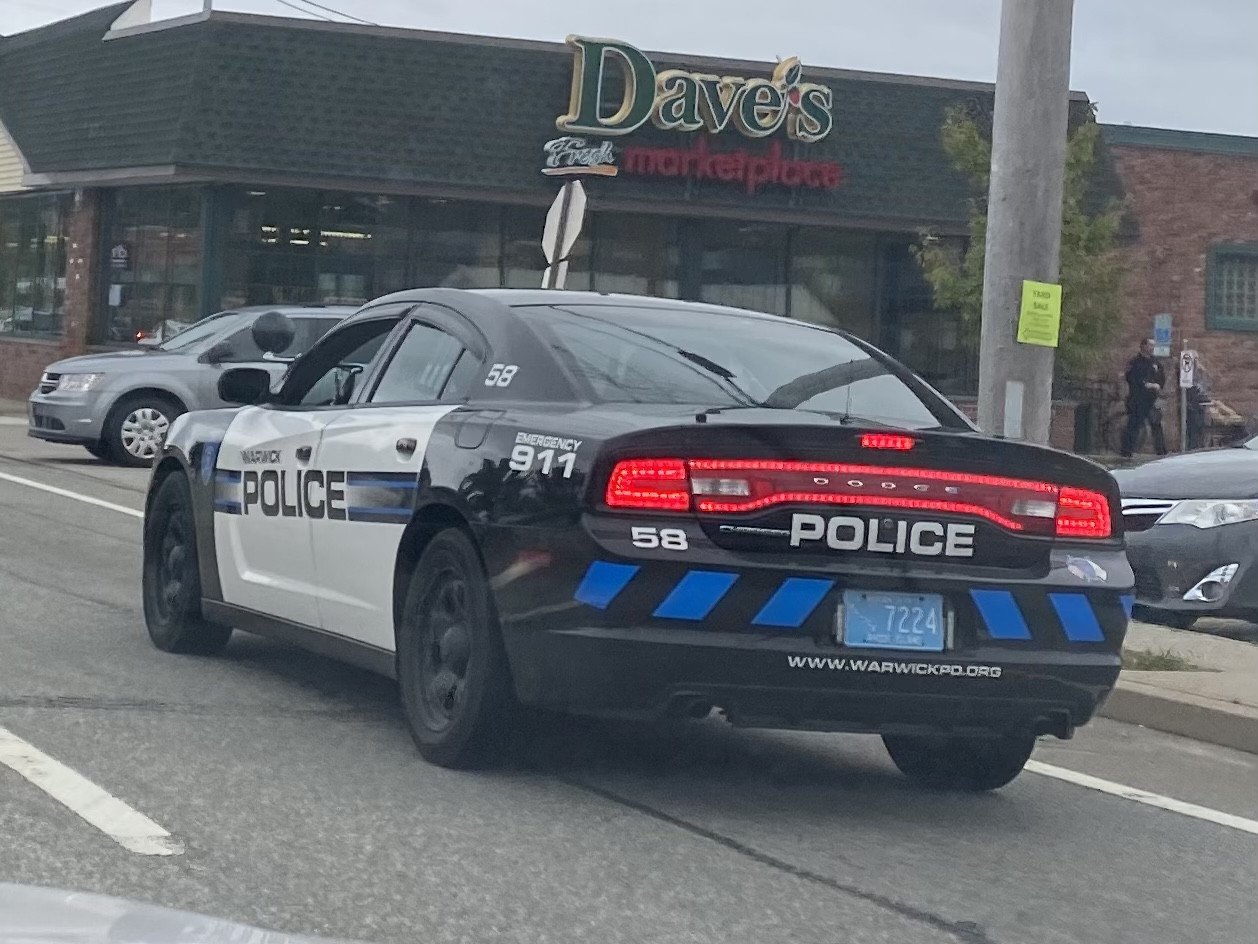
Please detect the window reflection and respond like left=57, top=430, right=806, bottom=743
left=411, top=199, right=501, bottom=289
left=222, top=189, right=408, bottom=309
left=699, top=221, right=789, bottom=315
left=881, top=240, right=973, bottom=395
left=789, top=228, right=877, bottom=339
left=0, top=192, right=69, bottom=339
left=102, top=187, right=202, bottom=343
left=504, top=204, right=591, bottom=291
left=589, top=215, right=678, bottom=298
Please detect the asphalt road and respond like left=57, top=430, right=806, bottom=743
left=2, top=422, right=1257, bottom=944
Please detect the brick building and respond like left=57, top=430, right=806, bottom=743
left=1099, top=125, right=1258, bottom=451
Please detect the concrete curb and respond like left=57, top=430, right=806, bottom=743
left=1098, top=678, right=1258, bottom=755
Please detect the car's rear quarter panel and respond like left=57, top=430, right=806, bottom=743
left=430, top=407, right=1133, bottom=734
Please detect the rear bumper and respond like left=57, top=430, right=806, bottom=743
left=508, top=626, right=1121, bottom=739
left=1126, top=521, right=1258, bottom=619
left=26, top=393, right=105, bottom=445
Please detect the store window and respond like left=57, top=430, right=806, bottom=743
left=222, top=189, right=410, bottom=310
left=410, top=199, right=501, bottom=289
left=881, top=239, right=974, bottom=395
left=589, top=215, right=679, bottom=298
left=698, top=221, right=789, bottom=315
left=504, top=204, right=592, bottom=291
left=102, top=187, right=202, bottom=344
left=0, top=192, right=69, bottom=339
left=789, top=229, right=877, bottom=339
left=1206, top=243, right=1258, bottom=331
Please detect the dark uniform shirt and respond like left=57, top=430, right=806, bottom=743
left=1125, top=354, right=1165, bottom=411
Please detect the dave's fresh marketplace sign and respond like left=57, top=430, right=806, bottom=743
left=543, top=36, right=842, bottom=194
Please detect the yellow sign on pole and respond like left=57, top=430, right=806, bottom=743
left=1016, top=280, right=1062, bottom=348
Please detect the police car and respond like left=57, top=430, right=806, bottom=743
left=141, top=289, right=1132, bottom=789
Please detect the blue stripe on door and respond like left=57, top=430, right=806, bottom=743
left=653, top=571, right=739, bottom=621
left=969, top=589, right=1033, bottom=640
left=574, top=561, right=640, bottom=610
left=1119, top=594, right=1134, bottom=618
left=752, top=578, right=835, bottom=628
left=1049, top=592, right=1106, bottom=642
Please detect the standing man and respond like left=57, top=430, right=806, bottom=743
left=1121, top=338, right=1167, bottom=458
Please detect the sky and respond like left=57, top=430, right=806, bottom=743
left=2, top=0, right=1255, bottom=136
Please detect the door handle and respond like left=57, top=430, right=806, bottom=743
left=396, top=438, right=417, bottom=457
left=295, top=445, right=312, bottom=462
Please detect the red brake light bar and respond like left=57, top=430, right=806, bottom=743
left=860, top=433, right=916, bottom=451
left=602, top=458, right=1112, bottom=539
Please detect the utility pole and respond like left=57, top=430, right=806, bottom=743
left=203, top=0, right=212, bottom=14
left=976, top=0, right=1075, bottom=444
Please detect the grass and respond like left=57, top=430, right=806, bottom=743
left=1122, top=648, right=1201, bottom=672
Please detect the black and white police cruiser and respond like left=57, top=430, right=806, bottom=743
left=141, top=289, right=1132, bottom=790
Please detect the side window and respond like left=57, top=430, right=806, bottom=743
left=299, top=332, right=391, bottom=406
left=221, top=324, right=267, bottom=363
left=223, top=317, right=337, bottom=363
left=370, top=323, right=466, bottom=404
left=286, top=317, right=339, bottom=356
left=277, top=318, right=399, bottom=407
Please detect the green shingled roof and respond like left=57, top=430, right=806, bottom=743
left=0, top=6, right=1109, bottom=232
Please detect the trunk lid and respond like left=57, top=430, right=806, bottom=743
left=594, top=420, right=1119, bottom=572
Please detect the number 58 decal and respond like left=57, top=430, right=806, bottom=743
left=631, top=527, right=689, bottom=550
left=484, top=363, right=519, bottom=387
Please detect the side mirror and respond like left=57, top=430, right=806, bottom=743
left=218, top=367, right=272, bottom=406
left=200, top=340, right=235, bottom=365
left=251, top=310, right=296, bottom=356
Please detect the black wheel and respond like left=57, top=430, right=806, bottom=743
left=142, top=472, right=232, bottom=655
left=397, top=528, right=517, bottom=769
left=104, top=393, right=183, bottom=467
left=883, top=732, right=1036, bottom=791
left=84, top=442, right=110, bottom=460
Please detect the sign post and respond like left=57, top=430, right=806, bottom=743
left=541, top=180, right=587, bottom=290
left=1179, top=348, right=1197, bottom=452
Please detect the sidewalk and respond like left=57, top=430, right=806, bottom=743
left=1106, top=621, right=1258, bottom=754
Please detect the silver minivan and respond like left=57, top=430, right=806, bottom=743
left=27, top=305, right=354, bottom=466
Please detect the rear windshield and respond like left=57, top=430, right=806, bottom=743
left=517, top=303, right=963, bottom=430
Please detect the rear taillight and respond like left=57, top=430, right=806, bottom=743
left=604, top=458, right=690, bottom=511
left=1055, top=486, right=1112, bottom=539
left=603, top=458, right=1113, bottom=539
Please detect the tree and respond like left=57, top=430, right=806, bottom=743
left=914, top=104, right=1127, bottom=380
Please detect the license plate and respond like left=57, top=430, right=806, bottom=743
left=841, top=591, right=946, bottom=652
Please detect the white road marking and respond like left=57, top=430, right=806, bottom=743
left=0, top=470, right=143, bottom=519
left=0, top=417, right=27, bottom=426
left=1027, top=760, right=1258, bottom=837
left=0, top=726, right=182, bottom=856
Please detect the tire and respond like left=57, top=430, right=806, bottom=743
left=104, top=393, right=183, bottom=467
left=84, top=442, right=110, bottom=460
left=397, top=528, right=517, bottom=769
left=883, top=732, right=1036, bottom=792
left=142, top=472, right=233, bottom=655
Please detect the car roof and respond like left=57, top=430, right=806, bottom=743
left=355, top=288, right=793, bottom=326
left=228, top=305, right=358, bottom=318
